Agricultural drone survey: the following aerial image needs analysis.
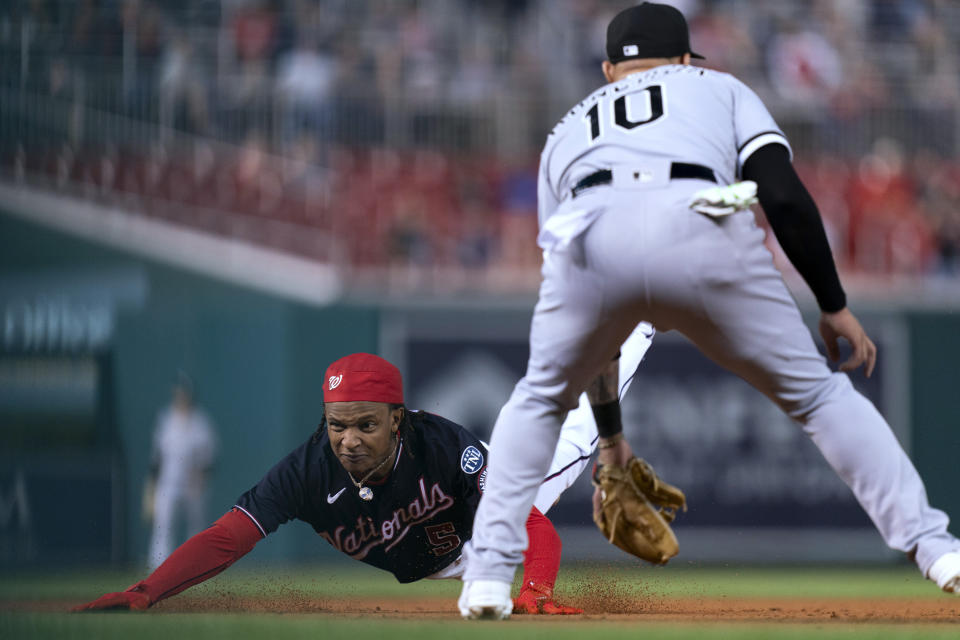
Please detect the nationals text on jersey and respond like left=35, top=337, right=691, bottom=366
left=320, top=477, right=455, bottom=559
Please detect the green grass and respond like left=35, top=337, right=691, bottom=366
left=3, top=564, right=958, bottom=640
left=2, top=562, right=938, bottom=601
left=569, top=563, right=939, bottom=599
left=5, top=614, right=960, bottom=640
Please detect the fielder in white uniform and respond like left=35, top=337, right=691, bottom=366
left=460, top=2, right=960, bottom=619
left=147, top=377, right=218, bottom=570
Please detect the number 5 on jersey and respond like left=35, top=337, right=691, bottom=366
left=584, top=84, right=665, bottom=142
left=425, top=522, right=461, bottom=557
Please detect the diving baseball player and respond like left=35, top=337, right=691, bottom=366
left=74, top=336, right=654, bottom=615
left=460, top=2, right=960, bottom=619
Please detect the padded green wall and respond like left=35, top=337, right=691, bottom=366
left=908, top=311, right=960, bottom=524
left=0, top=211, right=379, bottom=564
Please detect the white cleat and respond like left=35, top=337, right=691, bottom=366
left=927, top=551, right=960, bottom=594
left=458, top=580, right=512, bottom=620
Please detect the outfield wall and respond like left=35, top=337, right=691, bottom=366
left=2, top=205, right=959, bottom=568
left=0, top=211, right=380, bottom=566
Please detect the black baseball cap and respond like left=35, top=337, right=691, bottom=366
left=606, top=3, right=705, bottom=63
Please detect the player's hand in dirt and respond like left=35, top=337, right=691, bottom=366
left=513, top=585, right=583, bottom=615
left=819, top=308, right=877, bottom=377
left=71, top=590, right=151, bottom=612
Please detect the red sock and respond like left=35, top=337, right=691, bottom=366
left=519, top=506, right=561, bottom=596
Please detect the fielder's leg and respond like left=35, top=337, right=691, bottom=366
left=461, top=245, right=639, bottom=617
left=671, top=212, right=960, bottom=583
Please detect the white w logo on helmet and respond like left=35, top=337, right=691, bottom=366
left=328, top=374, right=343, bottom=390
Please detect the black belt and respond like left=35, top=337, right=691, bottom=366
left=571, top=162, right=716, bottom=198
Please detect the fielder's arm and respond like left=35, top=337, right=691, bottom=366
left=587, top=355, right=635, bottom=466
left=72, top=509, right=261, bottom=611
left=743, top=144, right=876, bottom=376
left=587, top=346, right=686, bottom=564
left=742, top=144, right=845, bottom=313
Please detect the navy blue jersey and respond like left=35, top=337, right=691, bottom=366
left=234, top=410, right=487, bottom=583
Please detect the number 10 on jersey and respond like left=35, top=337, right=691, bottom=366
left=584, top=84, right=664, bottom=142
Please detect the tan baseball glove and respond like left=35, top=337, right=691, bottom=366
left=592, top=457, right=686, bottom=564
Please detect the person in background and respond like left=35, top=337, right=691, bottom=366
left=145, top=372, right=218, bottom=570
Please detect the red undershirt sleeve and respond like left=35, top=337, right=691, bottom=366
left=127, top=508, right=263, bottom=605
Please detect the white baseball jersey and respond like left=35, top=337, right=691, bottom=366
left=152, top=407, right=217, bottom=488
left=537, top=65, right=790, bottom=250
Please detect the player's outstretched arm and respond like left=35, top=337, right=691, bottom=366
left=513, top=507, right=582, bottom=615
left=72, top=508, right=262, bottom=611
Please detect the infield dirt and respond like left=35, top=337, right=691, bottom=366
left=11, top=593, right=959, bottom=624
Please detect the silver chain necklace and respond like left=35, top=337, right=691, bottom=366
left=346, top=436, right=399, bottom=501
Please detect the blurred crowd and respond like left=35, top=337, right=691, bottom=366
left=2, top=0, right=960, bottom=287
